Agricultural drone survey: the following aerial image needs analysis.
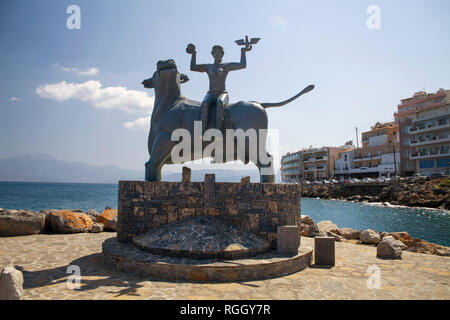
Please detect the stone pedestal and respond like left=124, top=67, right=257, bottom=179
left=117, top=177, right=301, bottom=247
left=277, top=226, right=300, bottom=255
left=314, top=236, right=335, bottom=266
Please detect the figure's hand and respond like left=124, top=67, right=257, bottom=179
left=241, top=45, right=252, bottom=52
left=186, top=43, right=196, bottom=54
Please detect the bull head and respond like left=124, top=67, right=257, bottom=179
left=141, top=59, right=189, bottom=89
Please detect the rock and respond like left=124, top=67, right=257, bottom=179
left=338, top=227, right=361, bottom=240
left=406, top=238, right=450, bottom=255
left=316, top=220, right=339, bottom=235
left=380, top=231, right=410, bottom=249
left=390, top=231, right=412, bottom=243
left=327, top=231, right=344, bottom=242
left=0, top=266, right=23, bottom=300
left=0, top=211, right=46, bottom=236
left=359, top=229, right=381, bottom=245
left=86, top=209, right=99, bottom=218
left=89, top=222, right=104, bottom=233
left=435, top=247, right=450, bottom=257
left=105, top=206, right=112, bottom=210
left=377, top=236, right=403, bottom=259
left=300, top=215, right=315, bottom=226
left=48, top=210, right=93, bottom=233
left=301, top=223, right=319, bottom=237
left=72, top=209, right=84, bottom=213
left=96, top=208, right=118, bottom=231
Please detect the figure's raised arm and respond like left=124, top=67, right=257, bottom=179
left=225, top=46, right=251, bottom=71
left=186, top=43, right=207, bottom=72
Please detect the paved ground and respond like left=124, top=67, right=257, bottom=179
left=0, top=233, right=449, bottom=300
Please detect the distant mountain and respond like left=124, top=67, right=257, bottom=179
left=0, top=154, right=143, bottom=183
left=0, top=154, right=281, bottom=183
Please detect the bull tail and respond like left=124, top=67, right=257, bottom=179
left=260, top=84, right=314, bottom=108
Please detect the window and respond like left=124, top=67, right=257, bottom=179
left=437, top=158, right=450, bottom=168
left=420, top=160, right=434, bottom=169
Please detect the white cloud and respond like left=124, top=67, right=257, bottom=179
left=123, top=116, right=150, bottom=130
left=9, top=96, right=21, bottom=102
left=36, top=80, right=154, bottom=114
left=54, top=63, right=99, bottom=76
left=269, top=15, right=289, bottom=31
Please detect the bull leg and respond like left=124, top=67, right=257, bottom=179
left=248, top=144, right=275, bottom=183
left=259, top=159, right=275, bottom=183
left=145, top=132, right=177, bottom=181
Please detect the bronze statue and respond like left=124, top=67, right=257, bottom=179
left=141, top=57, right=314, bottom=183
left=186, top=38, right=253, bottom=133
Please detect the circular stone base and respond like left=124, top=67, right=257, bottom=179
left=102, top=238, right=312, bottom=282
left=132, top=216, right=270, bottom=259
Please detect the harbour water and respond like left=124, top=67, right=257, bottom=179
left=0, top=182, right=449, bottom=246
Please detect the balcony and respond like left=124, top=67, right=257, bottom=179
left=413, top=112, right=449, bottom=123
left=304, top=166, right=327, bottom=172
left=409, top=121, right=450, bottom=134
left=304, top=156, right=328, bottom=162
left=409, top=136, right=450, bottom=147
left=410, top=151, right=450, bottom=160
left=353, top=155, right=381, bottom=162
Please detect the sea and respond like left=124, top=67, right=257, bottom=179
left=0, top=181, right=449, bottom=246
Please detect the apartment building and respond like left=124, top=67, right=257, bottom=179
left=335, top=122, right=400, bottom=179
left=280, top=151, right=303, bottom=183
left=281, top=145, right=352, bottom=182
left=395, top=89, right=450, bottom=176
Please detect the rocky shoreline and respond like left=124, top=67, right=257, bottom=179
left=301, top=178, right=450, bottom=210
left=0, top=207, right=118, bottom=236
left=300, top=215, right=450, bottom=257
left=1, top=207, right=448, bottom=258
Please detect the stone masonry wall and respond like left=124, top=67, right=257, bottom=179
left=117, top=177, right=301, bottom=248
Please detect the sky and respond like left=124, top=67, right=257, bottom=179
left=1, top=0, right=449, bottom=174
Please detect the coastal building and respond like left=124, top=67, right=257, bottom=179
left=395, top=89, right=450, bottom=176
left=281, top=144, right=352, bottom=182
left=334, top=121, right=400, bottom=179
left=280, top=150, right=303, bottom=183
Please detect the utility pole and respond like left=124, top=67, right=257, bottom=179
left=355, top=127, right=359, bottom=148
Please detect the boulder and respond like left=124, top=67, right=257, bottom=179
left=316, top=220, right=339, bottom=235
left=86, top=209, right=99, bottom=218
left=0, top=211, right=46, bottom=236
left=377, top=236, right=403, bottom=259
left=96, top=208, right=118, bottom=231
left=301, top=223, right=319, bottom=237
left=359, top=229, right=381, bottom=245
left=0, top=266, right=23, bottom=300
left=47, top=210, right=93, bottom=233
left=327, top=231, right=345, bottom=242
left=338, top=227, right=361, bottom=240
left=300, top=215, right=315, bottom=226
left=405, top=238, right=450, bottom=255
left=435, top=247, right=450, bottom=257
left=89, top=222, right=104, bottom=233
left=72, top=209, right=84, bottom=213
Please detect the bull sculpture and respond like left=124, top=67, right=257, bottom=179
left=142, top=59, right=314, bottom=183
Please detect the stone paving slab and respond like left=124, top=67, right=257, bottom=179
left=0, top=233, right=449, bottom=300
